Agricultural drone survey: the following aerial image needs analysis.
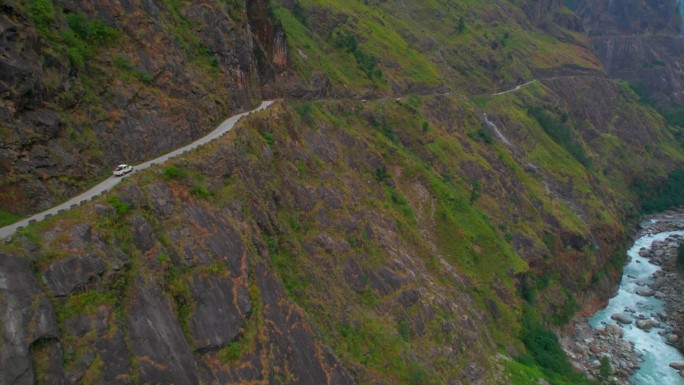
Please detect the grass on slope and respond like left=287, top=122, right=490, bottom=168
left=0, top=209, right=21, bottom=227
left=274, top=0, right=601, bottom=94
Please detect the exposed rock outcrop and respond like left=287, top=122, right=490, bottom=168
left=0, top=0, right=289, bottom=214
left=577, top=0, right=684, bottom=106
left=0, top=253, right=60, bottom=385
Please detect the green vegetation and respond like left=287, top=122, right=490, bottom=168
left=167, top=270, right=193, bottom=336
left=374, top=165, right=389, bottom=182
left=397, top=319, right=410, bottom=342
left=260, top=131, right=276, bottom=147
left=133, top=69, right=154, bottom=84
left=456, top=17, right=465, bottom=33
left=292, top=0, right=308, bottom=26
left=678, top=244, right=684, bottom=269
left=527, top=106, right=591, bottom=168
left=638, top=168, right=684, bottom=212
left=217, top=282, right=262, bottom=363
left=0, top=209, right=20, bottom=227
left=272, top=0, right=440, bottom=89
left=65, top=13, right=119, bottom=45
left=107, top=196, right=130, bottom=215
left=57, top=290, right=116, bottom=320
left=28, top=0, right=56, bottom=34
left=80, top=356, right=104, bottom=384
left=29, top=0, right=55, bottom=33
left=467, top=127, right=494, bottom=144
left=597, top=356, right=612, bottom=383
left=469, top=179, right=482, bottom=204
left=218, top=341, right=242, bottom=363
left=335, top=34, right=383, bottom=80
left=189, top=184, right=211, bottom=199
left=628, top=82, right=684, bottom=136
left=521, top=317, right=579, bottom=381
left=295, top=102, right=315, bottom=125
left=337, top=318, right=436, bottom=385
left=268, top=235, right=309, bottom=301
left=386, top=186, right=415, bottom=220
left=550, top=289, right=578, bottom=326
left=113, top=54, right=155, bottom=84
left=27, top=1, right=121, bottom=69
left=163, top=165, right=188, bottom=180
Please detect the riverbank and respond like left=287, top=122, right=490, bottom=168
left=560, top=210, right=684, bottom=384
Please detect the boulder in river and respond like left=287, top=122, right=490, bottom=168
left=670, top=362, right=684, bottom=370
left=611, top=313, right=633, bottom=324
left=636, top=288, right=654, bottom=297
left=605, top=324, right=624, bottom=337
left=636, top=319, right=656, bottom=330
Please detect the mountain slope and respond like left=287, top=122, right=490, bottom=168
left=1, top=1, right=684, bottom=385
left=0, top=0, right=288, bottom=215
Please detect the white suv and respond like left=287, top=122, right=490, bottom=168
left=113, top=164, right=133, bottom=177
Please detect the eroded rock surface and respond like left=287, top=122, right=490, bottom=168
left=0, top=253, right=59, bottom=385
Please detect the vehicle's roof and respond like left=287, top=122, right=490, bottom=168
left=116, top=164, right=128, bottom=168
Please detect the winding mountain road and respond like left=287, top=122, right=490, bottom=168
left=0, top=100, right=274, bottom=240
left=0, top=76, right=561, bottom=241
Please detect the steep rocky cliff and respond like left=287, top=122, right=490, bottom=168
left=0, top=0, right=293, bottom=215
left=1, top=1, right=684, bottom=385
left=576, top=0, right=684, bottom=106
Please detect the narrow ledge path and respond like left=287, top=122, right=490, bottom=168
left=0, top=100, right=274, bottom=240
left=1, top=74, right=573, bottom=241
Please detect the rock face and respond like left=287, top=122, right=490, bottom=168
left=0, top=0, right=290, bottom=214
left=0, top=194, right=358, bottom=384
left=0, top=253, right=60, bottom=385
left=576, top=0, right=684, bottom=106
left=188, top=272, right=251, bottom=350
left=42, top=254, right=106, bottom=296
left=125, top=278, right=200, bottom=385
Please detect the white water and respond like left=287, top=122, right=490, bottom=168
left=589, top=229, right=684, bottom=385
left=482, top=113, right=512, bottom=146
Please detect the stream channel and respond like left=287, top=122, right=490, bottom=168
left=589, top=216, right=684, bottom=384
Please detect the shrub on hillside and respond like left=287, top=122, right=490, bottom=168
left=527, top=106, right=591, bottom=168
left=334, top=34, right=383, bottom=80
left=640, top=168, right=684, bottom=212
left=163, top=165, right=188, bottom=180
left=521, top=321, right=573, bottom=376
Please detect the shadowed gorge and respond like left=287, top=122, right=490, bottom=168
left=1, top=1, right=684, bottom=385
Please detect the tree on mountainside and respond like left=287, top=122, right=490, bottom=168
left=457, top=17, right=465, bottom=33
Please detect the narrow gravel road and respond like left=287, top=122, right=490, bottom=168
left=0, top=101, right=274, bottom=240
left=0, top=76, right=557, bottom=241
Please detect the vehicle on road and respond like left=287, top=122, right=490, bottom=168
left=113, top=164, right=133, bottom=176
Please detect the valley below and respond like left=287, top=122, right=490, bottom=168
left=562, top=210, right=684, bottom=384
